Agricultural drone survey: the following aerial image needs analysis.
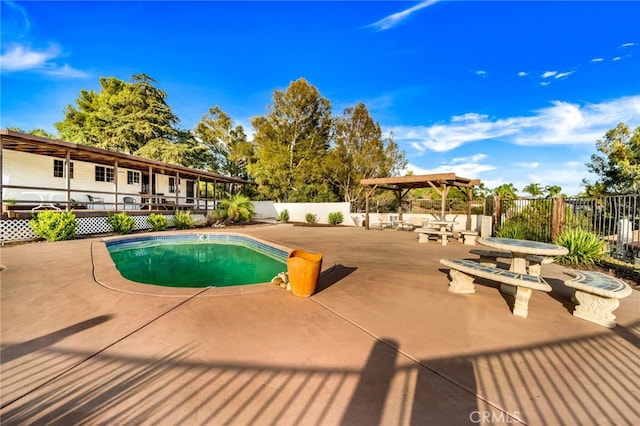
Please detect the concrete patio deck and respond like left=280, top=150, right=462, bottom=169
left=1, top=224, right=638, bottom=425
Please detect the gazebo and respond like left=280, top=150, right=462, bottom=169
left=360, top=173, right=481, bottom=230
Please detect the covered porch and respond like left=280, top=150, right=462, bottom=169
left=1, top=130, right=252, bottom=218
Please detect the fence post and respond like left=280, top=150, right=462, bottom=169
left=492, top=196, right=501, bottom=236
left=551, top=196, right=565, bottom=241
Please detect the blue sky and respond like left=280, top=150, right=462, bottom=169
left=2, top=0, right=639, bottom=196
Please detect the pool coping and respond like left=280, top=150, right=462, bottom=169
left=93, top=230, right=334, bottom=297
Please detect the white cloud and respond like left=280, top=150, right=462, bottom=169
left=452, top=153, right=487, bottom=164
left=517, top=71, right=527, bottom=77
left=555, top=71, right=574, bottom=79
left=475, top=70, right=487, bottom=77
left=516, top=162, right=540, bottom=169
left=542, top=71, right=557, bottom=78
left=389, top=95, right=640, bottom=153
left=613, top=56, right=622, bottom=61
left=368, top=0, right=439, bottom=31
left=621, top=42, right=635, bottom=48
left=590, top=58, right=604, bottom=62
left=0, top=43, right=88, bottom=78
left=406, top=160, right=495, bottom=178
left=0, top=44, right=58, bottom=71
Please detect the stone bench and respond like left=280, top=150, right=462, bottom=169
left=469, top=249, right=553, bottom=277
left=459, top=231, right=478, bottom=245
left=563, top=270, right=632, bottom=328
left=414, top=228, right=453, bottom=245
left=440, top=258, right=552, bottom=318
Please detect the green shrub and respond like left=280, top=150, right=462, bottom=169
left=148, top=213, right=168, bottom=231
left=305, top=213, right=318, bottom=224
left=174, top=210, right=195, bottom=229
left=107, top=212, right=136, bottom=234
left=496, top=220, right=528, bottom=239
left=216, top=194, right=254, bottom=223
left=328, top=211, right=344, bottom=225
left=279, top=209, right=290, bottom=222
left=554, top=228, right=605, bottom=266
left=29, top=211, right=77, bottom=242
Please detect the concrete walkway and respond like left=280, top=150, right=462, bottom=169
left=1, top=224, right=638, bottom=425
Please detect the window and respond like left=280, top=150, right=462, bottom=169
left=95, top=166, right=114, bottom=182
left=127, top=171, right=140, bottom=185
left=169, top=177, right=176, bottom=193
left=53, top=159, right=74, bottom=178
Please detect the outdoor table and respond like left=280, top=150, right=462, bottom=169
left=430, top=220, right=458, bottom=232
left=477, top=237, right=568, bottom=295
left=23, top=191, right=60, bottom=211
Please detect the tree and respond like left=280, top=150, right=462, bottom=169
left=493, top=183, right=518, bottom=199
left=194, top=106, right=252, bottom=178
left=473, top=182, right=492, bottom=198
left=522, top=183, right=543, bottom=198
left=248, top=78, right=333, bottom=202
left=586, top=122, right=640, bottom=194
left=8, top=127, right=57, bottom=138
left=544, top=185, right=563, bottom=198
left=323, top=102, right=406, bottom=206
left=55, top=74, right=183, bottom=156
left=580, top=180, right=607, bottom=197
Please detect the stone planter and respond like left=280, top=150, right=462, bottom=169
left=287, top=249, right=323, bottom=297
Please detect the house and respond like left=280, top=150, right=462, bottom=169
left=1, top=129, right=252, bottom=215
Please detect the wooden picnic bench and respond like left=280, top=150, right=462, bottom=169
left=469, top=249, right=553, bottom=277
left=563, top=270, right=632, bottom=328
left=440, top=258, right=552, bottom=318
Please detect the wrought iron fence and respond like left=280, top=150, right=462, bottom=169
left=492, top=194, right=639, bottom=262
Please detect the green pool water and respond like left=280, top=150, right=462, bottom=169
left=109, top=242, right=287, bottom=288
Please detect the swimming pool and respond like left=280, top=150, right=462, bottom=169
left=106, top=234, right=288, bottom=288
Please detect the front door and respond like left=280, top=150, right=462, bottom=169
left=141, top=174, right=157, bottom=194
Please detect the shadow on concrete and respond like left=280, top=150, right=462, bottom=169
left=1, top=322, right=638, bottom=425
left=317, top=264, right=357, bottom=292
left=0, top=315, right=113, bottom=364
left=341, top=339, right=398, bottom=425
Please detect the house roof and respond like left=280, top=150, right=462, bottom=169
left=0, top=129, right=252, bottom=185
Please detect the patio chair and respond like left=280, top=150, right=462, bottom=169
left=123, top=196, right=136, bottom=210
left=87, top=194, right=105, bottom=210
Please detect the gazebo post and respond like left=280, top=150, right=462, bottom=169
left=440, top=184, right=450, bottom=220
left=364, top=185, right=378, bottom=230
left=395, top=189, right=403, bottom=221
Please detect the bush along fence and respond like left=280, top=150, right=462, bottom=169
left=489, top=194, right=639, bottom=264
left=1, top=212, right=206, bottom=243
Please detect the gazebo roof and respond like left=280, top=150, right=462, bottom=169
left=360, top=173, right=480, bottom=191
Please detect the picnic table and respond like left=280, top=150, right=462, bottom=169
left=414, top=220, right=458, bottom=245
left=477, top=237, right=568, bottom=295
left=477, top=237, right=568, bottom=274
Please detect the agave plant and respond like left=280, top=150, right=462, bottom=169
left=553, top=228, right=605, bottom=266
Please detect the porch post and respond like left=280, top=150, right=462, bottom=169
left=196, top=176, right=201, bottom=210
left=114, top=160, right=119, bottom=211
left=65, top=150, right=71, bottom=211
left=175, top=172, right=180, bottom=208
